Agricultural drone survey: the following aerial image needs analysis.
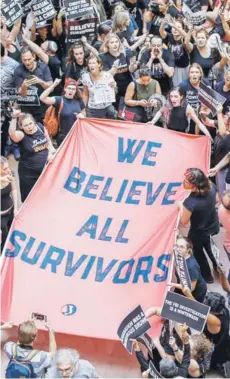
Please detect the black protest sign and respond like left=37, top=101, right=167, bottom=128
left=2, top=87, right=40, bottom=107
left=137, top=333, right=154, bottom=359
left=67, top=18, right=97, bottom=44
left=161, top=291, right=210, bottom=332
left=22, top=0, right=34, bottom=13
left=117, top=305, right=151, bottom=354
left=63, top=0, right=93, bottom=20
left=1, top=0, right=23, bottom=27
left=149, top=361, right=164, bottom=379
left=210, top=237, right=225, bottom=272
left=184, top=0, right=200, bottom=12
left=31, top=0, right=56, bottom=24
left=174, top=249, right=192, bottom=290
left=199, top=81, right=226, bottom=116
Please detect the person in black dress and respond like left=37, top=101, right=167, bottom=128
left=177, top=168, right=220, bottom=283
left=9, top=111, right=55, bottom=202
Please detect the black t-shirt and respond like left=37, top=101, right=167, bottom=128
left=54, top=96, right=85, bottom=136
left=93, top=40, right=103, bottom=52
left=140, top=49, right=175, bottom=95
left=164, top=34, right=189, bottom=68
left=34, top=29, right=57, bottom=47
left=168, top=102, right=188, bottom=132
left=122, top=0, right=147, bottom=27
left=190, top=46, right=213, bottom=78
left=215, top=81, right=230, bottom=114
left=47, top=56, right=61, bottom=81
left=18, top=123, right=48, bottom=172
left=186, top=255, right=207, bottom=301
left=64, top=61, right=88, bottom=84
left=204, top=307, right=229, bottom=346
left=183, top=184, right=219, bottom=235
left=148, top=6, right=179, bottom=35
left=213, top=134, right=230, bottom=165
left=13, top=62, right=52, bottom=123
left=100, top=52, right=132, bottom=96
left=179, top=79, right=209, bottom=112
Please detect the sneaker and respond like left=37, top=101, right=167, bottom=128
left=204, top=275, right=214, bottom=284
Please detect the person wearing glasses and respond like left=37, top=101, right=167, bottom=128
left=46, top=349, right=98, bottom=378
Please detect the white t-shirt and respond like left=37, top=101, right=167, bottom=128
left=81, top=72, right=116, bottom=109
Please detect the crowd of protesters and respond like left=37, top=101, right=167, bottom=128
left=1, top=0, right=230, bottom=377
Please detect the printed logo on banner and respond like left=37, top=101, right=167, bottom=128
left=184, top=10, right=206, bottom=26
left=31, top=0, right=56, bottom=24
left=1, top=0, right=23, bottom=27
left=198, top=81, right=226, bottom=116
left=117, top=305, right=151, bottom=354
left=67, top=18, right=97, bottom=45
left=161, top=291, right=210, bottom=332
left=63, top=0, right=93, bottom=20
left=61, top=304, right=77, bottom=316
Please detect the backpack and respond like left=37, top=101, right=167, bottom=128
left=44, top=98, right=64, bottom=137
left=6, top=344, right=39, bottom=378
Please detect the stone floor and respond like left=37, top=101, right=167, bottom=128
left=1, top=154, right=229, bottom=378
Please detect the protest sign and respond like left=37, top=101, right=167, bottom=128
left=67, top=18, right=97, bottom=44
left=198, top=81, right=226, bottom=116
left=94, top=83, right=116, bottom=105
left=174, top=249, right=192, bottom=290
left=1, top=119, right=210, bottom=339
left=215, top=34, right=230, bottom=60
left=184, top=0, right=201, bottom=12
left=1, top=0, right=23, bottom=27
left=161, top=291, right=210, bottom=332
left=117, top=305, right=151, bottom=353
left=22, top=0, right=34, bottom=13
left=185, top=10, right=206, bottom=26
left=31, top=0, right=56, bottom=24
left=210, top=237, right=225, bottom=272
left=63, top=0, right=93, bottom=20
left=149, top=361, right=164, bottom=379
left=137, top=333, right=154, bottom=358
left=1, top=87, right=40, bottom=107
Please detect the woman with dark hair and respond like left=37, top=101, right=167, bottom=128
left=150, top=87, right=211, bottom=137
left=124, top=66, right=162, bottom=123
left=64, top=41, right=87, bottom=83
left=173, top=235, right=207, bottom=302
left=40, top=78, right=85, bottom=146
left=81, top=55, right=117, bottom=119
left=9, top=111, right=55, bottom=202
left=93, top=23, right=112, bottom=52
left=177, top=168, right=220, bottom=283
left=203, top=292, right=230, bottom=374
left=144, top=0, right=180, bottom=36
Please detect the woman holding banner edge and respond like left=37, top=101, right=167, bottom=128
left=177, top=168, right=219, bottom=284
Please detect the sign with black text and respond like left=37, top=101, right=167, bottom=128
left=161, top=292, right=210, bottom=332
left=174, top=249, right=192, bottom=290
left=184, top=0, right=201, bottom=12
left=149, top=361, right=164, bottom=379
left=67, top=18, right=97, bottom=44
left=137, top=333, right=154, bottom=359
left=31, top=0, right=56, bottom=24
left=63, top=0, right=93, bottom=20
left=22, top=0, right=34, bottom=13
left=117, top=305, right=151, bottom=354
left=210, top=237, right=225, bottom=272
left=185, top=10, right=206, bottom=26
left=1, top=87, right=40, bottom=107
left=1, top=0, right=23, bottom=27
left=199, top=81, right=226, bottom=116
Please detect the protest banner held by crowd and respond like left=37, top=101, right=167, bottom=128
left=0, top=0, right=230, bottom=377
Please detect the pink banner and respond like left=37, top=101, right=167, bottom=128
left=1, top=119, right=210, bottom=340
